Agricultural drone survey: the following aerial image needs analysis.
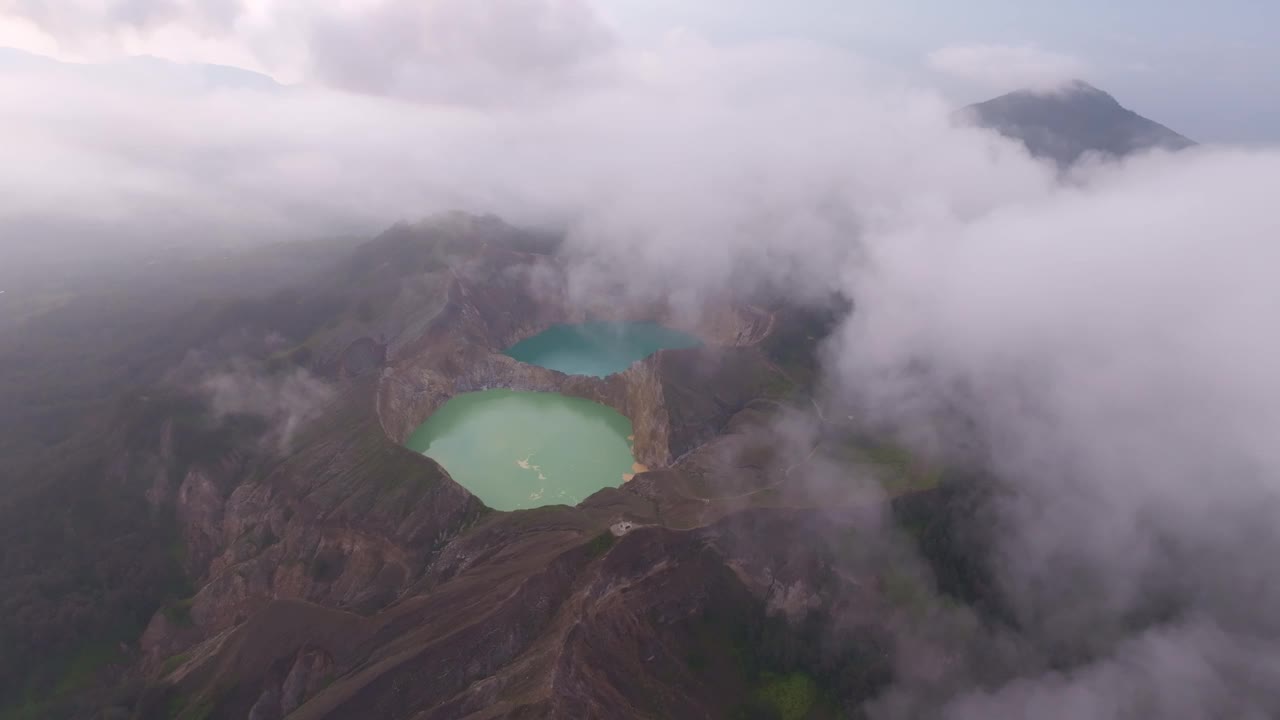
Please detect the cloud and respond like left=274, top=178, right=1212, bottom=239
left=0, top=36, right=1047, bottom=285
left=2, top=6, right=1280, bottom=715
left=937, top=619, right=1280, bottom=719
left=837, top=147, right=1280, bottom=717
left=202, top=359, right=334, bottom=453
left=927, top=43, right=1087, bottom=92
left=297, top=0, right=615, bottom=104
left=0, top=0, right=243, bottom=43
left=0, top=0, right=616, bottom=102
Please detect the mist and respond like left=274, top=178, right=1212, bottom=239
left=0, top=24, right=1047, bottom=284
left=202, top=359, right=333, bottom=454
left=4, top=1, right=1280, bottom=715
left=840, top=147, right=1280, bottom=717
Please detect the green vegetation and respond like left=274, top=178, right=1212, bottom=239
left=760, top=370, right=800, bottom=402
left=160, top=651, right=193, bottom=677
left=758, top=304, right=846, bottom=395
left=170, top=689, right=221, bottom=720
left=52, top=638, right=123, bottom=697
left=754, top=672, right=818, bottom=720
left=889, top=479, right=1006, bottom=617
left=0, top=700, right=58, bottom=720
left=880, top=567, right=932, bottom=617
left=0, top=626, right=138, bottom=719
left=820, top=434, right=943, bottom=498
left=684, top=602, right=881, bottom=720
left=859, top=442, right=942, bottom=495
left=585, top=530, right=616, bottom=559
left=163, top=597, right=196, bottom=627
left=168, top=535, right=190, bottom=570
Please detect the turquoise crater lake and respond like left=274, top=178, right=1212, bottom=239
left=505, top=321, right=702, bottom=377
left=406, top=390, right=643, bottom=511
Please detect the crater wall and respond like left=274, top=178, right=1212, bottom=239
left=376, top=248, right=778, bottom=470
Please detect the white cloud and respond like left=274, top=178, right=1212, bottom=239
left=0, top=0, right=617, bottom=102
left=295, top=0, right=615, bottom=104
left=927, top=43, right=1087, bottom=92
left=0, top=14, right=61, bottom=56
left=839, top=145, right=1280, bottom=717
left=0, top=0, right=241, bottom=36
left=3, top=5, right=1280, bottom=715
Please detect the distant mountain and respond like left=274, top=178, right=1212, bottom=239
left=0, top=46, right=283, bottom=92
left=962, top=80, right=1195, bottom=166
left=113, top=54, right=284, bottom=92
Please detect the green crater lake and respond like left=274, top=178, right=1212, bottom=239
left=505, top=321, right=702, bottom=377
left=406, top=390, right=643, bottom=511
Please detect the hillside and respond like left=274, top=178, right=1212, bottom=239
left=0, top=213, right=983, bottom=717
left=0, top=215, right=995, bottom=719
left=963, top=80, right=1196, bottom=166
left=112, top=243, right=959, bottom=718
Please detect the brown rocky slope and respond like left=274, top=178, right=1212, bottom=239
left=100, top=220, right=963, bottom=720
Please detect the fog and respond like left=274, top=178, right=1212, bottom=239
left=202, top=358, right=333, bottom=454
left=4, top=1, right=1280, bottom=716
left=841, top=147, right=1280, bottom=717
left=927, top=43, right=1089, bottom=92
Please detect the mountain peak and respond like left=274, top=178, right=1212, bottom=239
left=996, top=79, right=1121, bottom=109
left=1060, top=78, right=1109, bottom=95
left=963, top=81, right=1194, bottom=167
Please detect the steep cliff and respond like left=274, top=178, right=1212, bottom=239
left=42, top=217, right=966, bottom=720
left=375, top=245, right=778, bottom=468
left=137, top=379, right=488, bottom=677
left=106, top=229, right=794, bottom=712
left=143, top=419, right=932, bottom=720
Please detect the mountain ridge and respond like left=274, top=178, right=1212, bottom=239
left=962, top=79, right=1196, bottom=166
left=0, top=46, right=283, bottom=92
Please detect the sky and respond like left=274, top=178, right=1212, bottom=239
left=1, top=4, right=1280, bottom=716
left=1, top=0, right=1277, bottom=141
left=599, top=0, right=1280, bottom=143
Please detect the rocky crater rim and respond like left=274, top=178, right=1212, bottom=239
left=375, top=252, right=775, bottom=473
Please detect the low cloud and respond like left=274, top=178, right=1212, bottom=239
left=3, top=4, right=1280, bottom=715
left=927, top=43, right=1087, bottom=93
left=299, top=0, right=615, bottom=104
left=837, top=147, right=1280, bottom=717
left=2, top=0, right=242, bottom=36
left=202, top=360, right=334, bottom=454
left=0, top=0, right=616, bottom=103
